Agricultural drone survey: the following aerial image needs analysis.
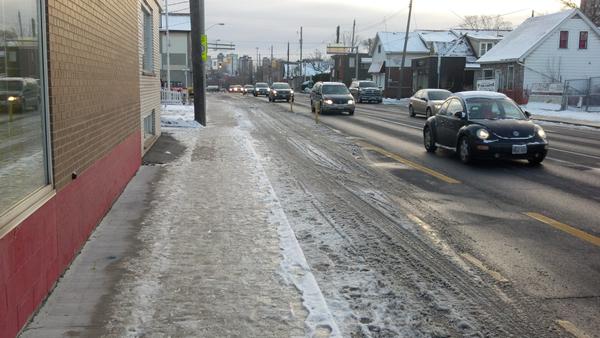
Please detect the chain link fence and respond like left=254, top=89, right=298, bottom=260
left=563, top=77, right=600, bottom=112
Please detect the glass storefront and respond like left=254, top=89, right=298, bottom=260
left=0, top=0, right=49, bottom=216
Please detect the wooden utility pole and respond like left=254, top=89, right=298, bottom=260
left=352, top=19, right=358, bottom=80
left=287, top=42, right=290, bottom=80
left=190, top=0, right=207, bottom=125
left=300, top=26, right=303, bottom=79
left=398, top=0, right=413, bottom=99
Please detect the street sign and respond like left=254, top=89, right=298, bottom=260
left=326, top=43, right=353, bottom=55
left=476, top=79, right=497, bottom=91
left=201, top=35, right=208, bottom=61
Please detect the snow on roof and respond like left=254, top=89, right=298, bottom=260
left=377, top=32, right=429, bottom=53
left=477, top=9, right=575, bottom=63
left=439, top=36, right=474, bottom=57
left=451, top=29, right=510, bottom=39
left=161, top=14, right=191, bottom=31
left=417, top=30, right=458, bottom=43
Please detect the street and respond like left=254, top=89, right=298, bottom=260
left=223, top=92, right=600, bottom=337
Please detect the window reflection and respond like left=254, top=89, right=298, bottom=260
left=1, top=0, right=47, bottom=216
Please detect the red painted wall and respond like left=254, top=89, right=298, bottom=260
left=0, top=130, right=141, bottom=337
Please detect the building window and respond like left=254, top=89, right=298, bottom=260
left=579, top=31, right=588, bottom=49
left=349, top=57, right=355, bottom=68
left=483, top=69, right=494, bottom=80
left=506, top=65, right=514, bottom=90
left=142, top=7, right=154, bottom=73
left=479, top=42, right=494, bottom=56
left=378, top=45, right=381, bottom=53
left=143, top=110, right=155, bottom=139
left=0, top=0, right=50, bottom=219
left=559, top=31, right=569, bottom=49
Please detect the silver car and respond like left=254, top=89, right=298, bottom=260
left=409, top=89, right=452, bottom=118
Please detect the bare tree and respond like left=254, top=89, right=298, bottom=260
left=562, top=0, right=600, bottom=27
left=460, top=15, right=512, bottom=30
left=560, top=0, right=577, bottom=9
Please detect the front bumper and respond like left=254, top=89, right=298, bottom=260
left=321, top=103, right=355, bottom=113
left=255, top=89, right=269, bottom=95
left=272, top=93, right=294, bottom=100
left=471, top=139, right=548, bottom=160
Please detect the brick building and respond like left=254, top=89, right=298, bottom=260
left=0, top=0, right=160, bottom=336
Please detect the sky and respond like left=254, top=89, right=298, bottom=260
left=168, top=0, right=570, bottom=60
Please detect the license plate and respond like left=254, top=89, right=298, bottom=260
left=512, top=144, right=527, bottom=154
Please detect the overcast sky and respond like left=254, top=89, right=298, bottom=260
left=166, top=0, right=572, bottom=60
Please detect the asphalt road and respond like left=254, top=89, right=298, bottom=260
left=230, top=92, right=600, bottom=337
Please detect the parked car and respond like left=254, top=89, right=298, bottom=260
left=206, top=85, right=219, bottom=92
left=423, top=91, right=548, bottom=165
left=243, top=84, right=254, bottom=95
left=310, top=82, right=355, bottom=115
left=254, top=82, right=270, bottom=96
left=228, top=85, right=243, bottom=93
left=409, top=89, right=452, bottom=118
left=268, top=82, right=294, bottom=102
left=0, top=77, right=41, bottom=113
left=349, top=80, right=382, bottom=103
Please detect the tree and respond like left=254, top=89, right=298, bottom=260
left=563, top=0, right=600, bottom=27
left=460, top=15, right=512, bottom=30
left=560, top=0, right=577, bottom=9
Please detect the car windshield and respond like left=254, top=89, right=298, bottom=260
left=428, top=91, right=451, bottom=101
left=255, top=83, right=268, bottom=88
left=322, top=85, right=349, bottom=95
left=359, top=81, right=377, bottom=88
left=272, top=83, right=290, bottom=89
left=466, top=97, right=526, bottom=120
left=0, top=80, right=23, bottom=91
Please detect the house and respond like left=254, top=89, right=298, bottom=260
left=0, top=1, right=152, bottom=336
left=412, top=30, right=506, bottom=92
left=369, top=31, right=430, bottom=97
left=477, top=9, right=600, bottom=103
left=140, top=0, right=162, bottom=154
left=331, top=53, right=371, bottom=86
left=160, top=13, right=193, bottom=88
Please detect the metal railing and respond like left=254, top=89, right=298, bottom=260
left=160, top=89, right=185, bottom=105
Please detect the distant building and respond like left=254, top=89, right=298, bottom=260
left=160, top=13, right=192, bottom=88
left=331, top=53, right=371, bottom=86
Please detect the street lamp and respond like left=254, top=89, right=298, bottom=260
left=207, top=23, right=225, bottom=31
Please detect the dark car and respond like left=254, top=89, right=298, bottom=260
left=310, top=82, right=355, bottom=115
left=268, top=82, right=294, bottom=102
left=254, top=82, right=270, bottom=96
left=0, top=77, right=41, bottom=113
left=349, top=80, right=382, bottom=103
left=409, top=89, right=452, bottom=117
left=423, top=91, right=548, bottom=165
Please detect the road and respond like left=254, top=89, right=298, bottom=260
left=219, top=92, right=600, bottom=337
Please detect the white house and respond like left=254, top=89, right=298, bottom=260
left=477, top=9, right=600, bottom=103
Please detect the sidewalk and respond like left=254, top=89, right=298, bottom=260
left=20, top=104, right=339, bottom=337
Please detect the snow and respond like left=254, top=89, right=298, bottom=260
left=478, top=10, right=575, bottom=63
left=523, top=102, right=600, bottom=125
left=161, top=104, right=203, bottom=128
left=382, top=98, right=410, bottom=107
left=377, top=32, right=429, bottom=53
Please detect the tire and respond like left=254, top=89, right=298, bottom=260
left=409, top=105, right=416, bottom=117
left=348, top=110, right=354, bottom=116
left=528, top=155, right=545, bottom=166
left=458, top=136, right=472, bottom=164
left=423, top=127, right=437, bottom=153
left=254, top=93, right=257, bottom=97
left=426, top=107, right=432, bottom=118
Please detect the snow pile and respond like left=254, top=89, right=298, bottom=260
left=524, top=103, right=600, bottom=124
left=161, top=104, right=202, bottom=128
left=382, top=98, right=410, bottom=107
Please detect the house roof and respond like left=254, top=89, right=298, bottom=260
left=451, top=29, right=510, bottom=39
left=477, top=9, right=598, bottom=63
left=375, top=32, right=429, bottom=54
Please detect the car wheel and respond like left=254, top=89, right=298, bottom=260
left=528, top=154, right=545, bottom=166
left=458, top=136, right=472, bottom=164
left=348, top=110, right=354, bottom=116
left=254, top=93, right=257, bottom=97
left=409, top=105, right=416, bottom=117
left=426, top=107, right=432, bottom=118
left=423, top=127, right=437, bottom=153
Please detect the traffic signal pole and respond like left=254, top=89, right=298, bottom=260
left=190, top=0, right=207, bottom=126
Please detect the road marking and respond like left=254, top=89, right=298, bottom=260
left=549, top=147, right=600, bottom=161
left=460, top=253, right=509, bottom=284
left=556, top=320, right=591, bottom=338
left=525, top=212, right=600, bottom=247
left=357, top=141, right=461, bottom=184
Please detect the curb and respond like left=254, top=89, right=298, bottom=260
left=532, top=117, right=600, bottom=129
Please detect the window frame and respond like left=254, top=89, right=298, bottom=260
left=142, top=4, right=154, bottom=74
left=579, top=31, right=588, bottom=49
left=559, top=31, right=569, bottom=49
left=483, top=69, right=494, bottom=80
left=0, top=0, right=54, bottom=237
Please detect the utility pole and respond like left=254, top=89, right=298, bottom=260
left=336, top=26, right=340, bottom=43
left=165, top=0, right=171, bottom=90
left=17, top=11, right=23, bottom=37
left=398, top=0, right=413, bottom=99
left=256, top=47, right=259, bottom=76
left=287, top=42, right=290, bottom=81
left=300, top=26, right=303, bottom=79
left=270, top=45, right=273, bottom=83
left=352, top=19, right=359, bottom=81
left=190, top=0, right=206, bottom=125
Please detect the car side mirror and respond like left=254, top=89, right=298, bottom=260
left=422, top=98, right=428, bottom=102
left=454, top=111, right=466, bottom=119
left=524, top=110, right=532, bottom=119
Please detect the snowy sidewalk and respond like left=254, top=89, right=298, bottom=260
left=21, top=104, right=339, bottom=337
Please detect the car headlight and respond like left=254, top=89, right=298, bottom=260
left=434, top=104, right=441, bottom=109
left=324, top=99, right=334, bottom=105
left=536, top=126, right=547, bottom=139
left=476, top=128, right=490, bottom=140
left=290, top=90, right=294, bottom=94
left=348, top=100, right=354, bottom=105
left=273, top=90, right=277, bottom=95
left=7, top=96, right=18, bottom=102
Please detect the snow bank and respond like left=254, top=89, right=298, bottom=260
left=382, top=98, right=410, bottom=107
left=161, top=104, right=203, bottom=128
left=523, top=103, right=600, bottom=124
